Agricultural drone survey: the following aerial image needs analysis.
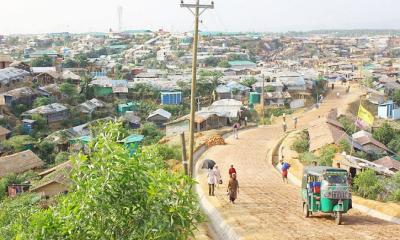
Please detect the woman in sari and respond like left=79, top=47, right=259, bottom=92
left=227, top=173, right=239, bottom=204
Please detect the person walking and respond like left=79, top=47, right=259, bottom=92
left=282, top=121, right=287, bottom=132
left=282, top=113, right=286, bottom=123
left=280, top=159, right=291, bottom=183
left=207, top=168, right=216, bottom=196
left=213, top=165, right=222, bottom=187
left=293, top=116, right=298, bottom=129
left=227, top=173, right=239, bottom=204
left=233, top=122, right=240, bottom=139
left=228, top=164, right=236, bottom=178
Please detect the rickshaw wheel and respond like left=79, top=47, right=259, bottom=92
left=303, top=203, right=310, bottom=218
left=335, top=212, right=342, bottom=225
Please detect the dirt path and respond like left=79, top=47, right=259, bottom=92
left=197, top=85, right=400, bottom=239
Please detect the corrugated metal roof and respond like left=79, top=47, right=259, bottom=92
left=24, top=103, right=68, bottom=115
left=0, top=67, right=30, bottom=83
left=147, top=108, right=172, bottom=119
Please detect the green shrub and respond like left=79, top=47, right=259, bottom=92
left=338, top=139, right=351, bottom=154
left=353, top=169, right=384, bottom=200
left=1, top=121, right=203, bottom=240
left=318, top=144, right=337, bottom=166
left=373, top=122, right=397, bottom=146
left=139, top=122, right=165, bottom=145
left=299, top=152, right=318, bottom=165
left=291, top=132, right=309, bottom=153
left=0, top=171, right=38, bottom=201
left=155, top=144, right=182, bottom=161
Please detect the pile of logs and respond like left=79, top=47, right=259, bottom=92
left=205, top=135, right=225, bottom=148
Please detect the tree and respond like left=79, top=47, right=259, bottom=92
left=33, top=97, right=51, bottom=108
left=139, top=122, right=165, bottom=145
left=63, top=58, right=78, bottom=68
left=55, top=152, right=70, bottom=165
left=241, top=77, right=257, bottom=88
left=79, top=75, right=94, bottom=100
left=373, top=122, right=396, bottom=146
left=392, top=90, right=400, bottom=106
left=13, top=104, right=28, bottom=116
left=13, top=121, right=201, bottom=239
left=353, top=169, right=384, bottom=200
left=318, top=144, right=337, bottom=166
left=30, top=55, right=53, bottom=67
left=36, top=141, right=56, bottom=165
left=74, top=54, right=88, bottom=68
left=218, top=60, right=231, bottom=68
left=60, top=83, right=78, bottom=103
left=204, top=57, right=219, bottom=67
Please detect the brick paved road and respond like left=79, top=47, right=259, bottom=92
left=197, top=85, right=400, bottom=239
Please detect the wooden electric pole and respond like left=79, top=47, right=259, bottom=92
left=181, top=0, right=214, bottom=177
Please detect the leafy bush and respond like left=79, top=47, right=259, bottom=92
left=0, top=122, right=202, bottom=239
left=318, top=144, right=337, bottom=166
left=54, top=152, right=70, bottom=165
left=36, top=141, right=56, bottom=165
left=299, top=152, right=319, bottom=165
left=155, top=144, right=182, bottom=161
left=139, top=122, right=165, bottom=145
left=33, top=97, right=51, bottom=108
left=338, top=139, right=351, bottom=154
left=353, top=169, right=385, bottom=200
left=26, top=121, right=201, bottom=239
left=373, top=122, right=397, bottom=146
left=338, top=115, right=358, bottom=135
left=0, top=171, right=38, bottom=201
left=266, top=108, right=294, bottom=118
left=291, top=132, right=309, bottom=153
left=3, top=135, right=34, bottom=152
left=0, top=194, right=42, bottom=239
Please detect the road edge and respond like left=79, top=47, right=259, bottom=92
left=267, top=133, right=400, bottom=225
left=193, top=128, right=258, bottom=240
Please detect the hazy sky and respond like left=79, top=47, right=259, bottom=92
left=1, top=0, right=400, bottom=34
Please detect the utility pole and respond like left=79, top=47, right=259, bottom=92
left=261, top=75, right=265, bottom=123
left=181, top=0, right=214, bottom=177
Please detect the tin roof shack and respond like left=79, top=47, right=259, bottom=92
left=265, top=91, right=291, bottom=107
left=0, top=126, right=11, bottom=141
left=228, top=60, right=256, bottom=70
left=308, top=117, right=350, bottom=152
left=32, top=67, right=58, bottom=83
left=0, top=55, right=12, bottom=69
left=122, top=111, right=141, bottom=129
left=352, top=130, right=390, bottom=156
left=62, top=70, right=81, bottom=85
left=0, top=67, right=31, bottom=93
left=205, top=99, right=243, bottom=118
left=147, top=109, right=172, bottom=128
left=216, top=81, right=250, bottom=101
left=333, top=153, right=395, bottom=179
left=0, top=150, right=44, bottom=178
left=37, top=84, right=62, bottom=100
left=78, top=98, right=106, bottom=120
left=378, top=101, right=400, bottom=120
left=22, top=103, right=69, bottom=124
left=31, top=161, right=72, bottom=197
left=166, top=111, right=229, bottom=136
left=374, top=156, right=400, bottom=172
left=277, top=72, right=308, bottom=99
left=2, top=87, right=38, bottom=107
left=9, top=61, right=31, bottom=72
left=91, top=79, right=128, bottom=98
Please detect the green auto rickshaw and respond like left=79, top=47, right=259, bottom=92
left=301, top=166, right=352, bottom=225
